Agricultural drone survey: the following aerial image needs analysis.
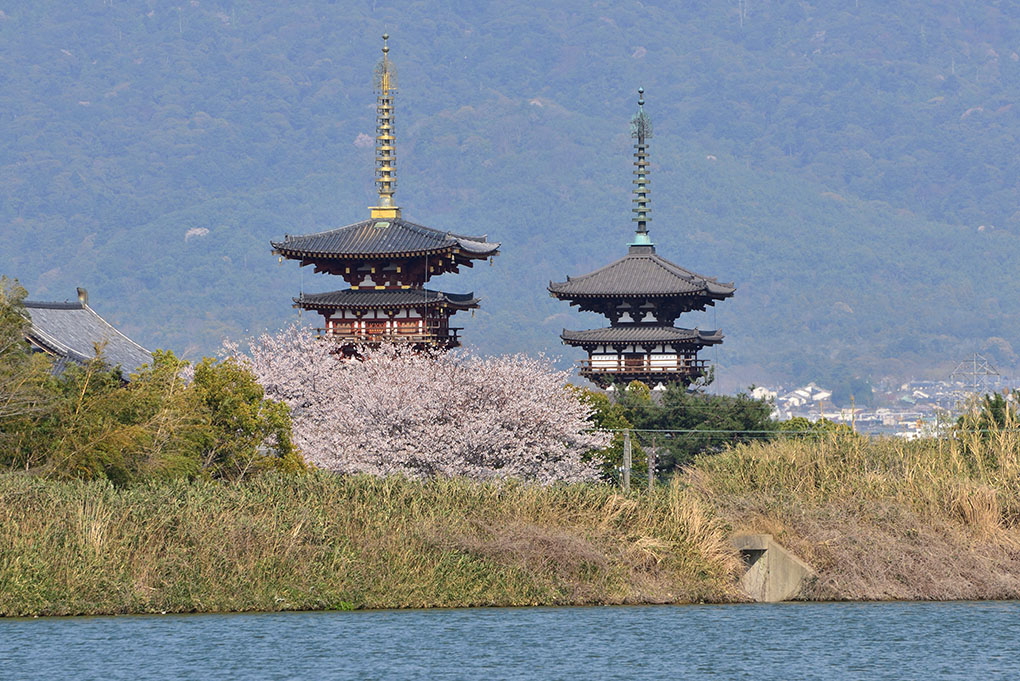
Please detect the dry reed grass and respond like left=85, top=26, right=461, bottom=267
left=0, top=473, right=742, bottom=617
left=689, top=424, right=1020, bottom=600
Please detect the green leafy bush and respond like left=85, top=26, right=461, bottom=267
left=0, top=282, right=302, bottom=483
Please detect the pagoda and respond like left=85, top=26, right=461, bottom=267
left=549, top=89, right=735, bottom=389
left=271, top=35, right=499, bottom=350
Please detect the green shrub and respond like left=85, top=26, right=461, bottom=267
left=0, top=281, right=302, bottom=483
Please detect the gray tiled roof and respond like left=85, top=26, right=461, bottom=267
left=296, top=288, right=479, bottom=310
left=23, top=301, right=153, bottom=378
left=272, top=218, right=499, bottom=259
left=549, top=246, right=735, bottom=299
left=561, top=326, right=723, bottom=345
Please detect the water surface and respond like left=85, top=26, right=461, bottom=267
left=1, top=601, right=1015, bottom=680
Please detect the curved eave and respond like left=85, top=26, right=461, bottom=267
left=294, top=296, right=481, bottom=312
left=547, top=248, right=735, bottom=300
left=272, top=245, right=499, bottom=263
left=560, top=327, right=725, bottom=347
left=269, top=217, right=500, bottom=262
left=695, top=331, right=724, bottom=345
left=273, top=244, right=460, bottom=261
left=453, top=238, right=501, bottom=258
left=548, top=285, right=735, bottom=301
left=705, top=282, right=737, bottom=297
left=24, top=331, right=93, bottom=365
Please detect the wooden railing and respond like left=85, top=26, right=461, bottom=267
left=577, top=358, right=708, bottom=375
left=313, top=327, right=462, bottom=346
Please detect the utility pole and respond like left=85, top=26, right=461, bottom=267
left=648, top=435, right=656, bottom=491
left=851, top=394, right=856, bottom=432
left=622, top=429, right=632, bottom=492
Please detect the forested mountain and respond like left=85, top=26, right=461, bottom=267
left=2, top=0, right=1020, bottom=392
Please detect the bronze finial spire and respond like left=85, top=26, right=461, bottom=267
left=630, top=87, right=653, bottom=246
left=370, top=33, right=400, bottom=219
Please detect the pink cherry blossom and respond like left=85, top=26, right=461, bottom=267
left=232, top=325, right=607, bottom=483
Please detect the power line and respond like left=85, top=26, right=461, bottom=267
left=593, top=426, right=1020, bottom=437
left=604, top=428, right=790, bottom=434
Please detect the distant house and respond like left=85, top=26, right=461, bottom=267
left=22, top=288, right=152, bottom=380
left=751, top=386, right=778, bottom=401
left=778, top=382, right=833, bottom=409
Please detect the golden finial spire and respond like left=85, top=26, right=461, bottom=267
left=370, top=33, right=400, bottom=219
left=630, top=87, right=653, bottom=247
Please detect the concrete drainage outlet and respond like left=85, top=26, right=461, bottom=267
left=731, top=534, right=815, bottom=602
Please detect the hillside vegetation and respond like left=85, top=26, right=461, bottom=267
left=2, top=1, right=1020, bottom=387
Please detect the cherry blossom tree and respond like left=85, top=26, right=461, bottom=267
left=233, top=325, right=607, bottom=483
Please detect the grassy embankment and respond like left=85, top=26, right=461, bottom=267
left=0, top=473, right=741, bottom=617
left=4, top=427, right=1020, bottom=616
left=690, top=427, right=1020, bottom=600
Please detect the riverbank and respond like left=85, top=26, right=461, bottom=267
left=689, top=430, right=1020, bottom=600
left=4, top=429, right=1020, bottom=617
left=0, top=473, right=741, bottom=617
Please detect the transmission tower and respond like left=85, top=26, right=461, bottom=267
left=949, top=353, right=1001, bottom=395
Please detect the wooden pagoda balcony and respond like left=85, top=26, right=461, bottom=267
left=578, top=357, right=709, bottom=385
left=313, top=327, right=462, bottom=348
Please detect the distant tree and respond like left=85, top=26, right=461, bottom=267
left=613, top=378, right=775, bottom=472
left=571, top=385, right=646, bottom=482
left=775, top=416, right=854, bottom=441
left=0, top=276, right=29, bottom=360
left=238, top=325, right=607, bottom=483
left=177, top=354, right=301, bottom=480
left=0, top=276, right=52, bottom=432
left=812, top=367, right=875, bottom=408
left=956, top=392, right=1018, bottom=435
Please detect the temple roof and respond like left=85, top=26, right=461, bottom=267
left=23, top=299, right=152, bottom=378
left=561, top=326, right=723, bottom=345
left=295, top=288, right=480, bottom=310
left=272, top=218, right=499, bottom=260
left=549, top=245, right=734, bottom=300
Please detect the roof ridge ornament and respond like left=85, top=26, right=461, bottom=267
left=629, top=87, right=654, bottom=250
left=370, top=33, right=401, bottom=219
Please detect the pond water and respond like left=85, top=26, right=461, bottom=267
left=1, top=601, right=1016, bottom=680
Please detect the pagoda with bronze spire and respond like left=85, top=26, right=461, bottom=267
left=272, top=35, right=499, bottom=350
left=549, top=89, right=734, bottom=388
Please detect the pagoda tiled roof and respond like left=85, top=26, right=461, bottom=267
left=296, top=288, right=480, bottom=310
left=272, top=218, right=499, bottom=259
left=23, top=300, right=152, bottom=379
left=561, top=326, right=723, bottom=345
left=549, top=245, right=734, bottom=300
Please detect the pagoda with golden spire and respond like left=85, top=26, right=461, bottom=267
left=272, top=35, right=500, bottom=350
left=549, top=89, right=735, bottom=388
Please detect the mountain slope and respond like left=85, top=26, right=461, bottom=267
left=2, top=0, right=1019, bottom=388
